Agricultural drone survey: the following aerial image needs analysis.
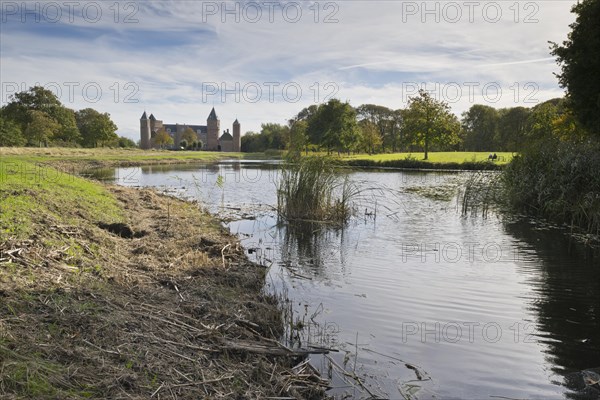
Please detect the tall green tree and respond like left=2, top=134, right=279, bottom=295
left=461, top=104, right=499, bottom=151
left=495, top=107, right=530, bottom=151
left=241, top=131, right=263, bottom=152
left=387, top=109, right=404, bottom=152
left=551, top=0, right=600, bottom=135
left=524, top=98, right=572, bottom=143
left=51, top=106, right=80, bottom=143
left=0, top=111, right=26, bottom=146
left=403, top=90, right=460, bottom=159
left=358, top=119, right=381, bottom=155
left=356, top=104, right=393, bottom=152
left=3, top=86, right=81, bottom=143
left=260, top=123, right=289, bottom=150
left=25, top=110, right=60, bottom=147
left=75, top=108, right=118, bottom=147
left=288, top=120, right=308, bottom=155
left=307, top=99, right=360, bottom=153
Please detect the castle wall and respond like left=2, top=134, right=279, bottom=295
left=220, top=140, right=233, bottom=152
left=142, top=110, right=236, bottom=152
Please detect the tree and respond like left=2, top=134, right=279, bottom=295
left=75, top=108, right=118, bottom=147
left=260, top=123, right=289, bottom=150
left=117, top=136, right=137, bottom=148
left=182, top=127, right=197, bottom=148
left=3, top=86, right=81, bottom=143
left=387, top=109, right=404, bottom=152
left=461, top=105, right=499, bottom=151
left=288, top=120, right=308, bottom=155
left=403, top=90, right=460, bottom=159
left=524, top=99, right=566, bottom=142
left=551, top=0, right=600, bottom=134
left=495, top=107, right=530, bottom=151
left=0, top=111, right=26, bottom=146
left=306, top=99, right=360, bottom=153
left=25, top=110, right=60, bottom=147
left=152, top=128, right=173, bottom=148
left=358, top=119, right=381, bottom=154
left=241, top=131, right=263, bottom=152
left=356, top=104, right=393, bottom=152
left=51, top=106, right=80, bottom=143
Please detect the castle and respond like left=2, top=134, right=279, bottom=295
left=140, top=107, right=240, bottom=152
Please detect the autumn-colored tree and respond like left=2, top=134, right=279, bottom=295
left=182, top=127, right=197, bottom=148
left=152, top=128, right=174, bottom=148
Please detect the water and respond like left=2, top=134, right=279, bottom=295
left=99, top=161, right=600, bottom=399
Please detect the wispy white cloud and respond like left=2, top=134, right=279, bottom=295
left=0, top=0, right=577, bottom=140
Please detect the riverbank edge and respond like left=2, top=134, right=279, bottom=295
left=343, top=158, right=504, bottom=171
left=0, top=157, right=327, bottom=399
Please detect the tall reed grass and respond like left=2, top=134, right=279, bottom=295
left=459, top=171, right=503, bottom=218
left=276, top=156, right=360, bottom=224
left=503, top=138, right=600, bottom=236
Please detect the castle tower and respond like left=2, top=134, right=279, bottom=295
left=206, top=107, right=220, bottom=151
left=149, top=113, right=157, bottom=134
left=175, top=124, right=184, bottom=148
left=233, top=119, right=241, bottom=152
left=140, top=111, right=151, bottom=149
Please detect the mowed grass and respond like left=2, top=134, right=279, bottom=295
left=0, top=158, right=124, bottom=239
left=0, top=147, right=245, bottom=164
left=343, top=152, right=516, bottom=165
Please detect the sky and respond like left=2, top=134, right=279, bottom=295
left=0, top=0, right=578, bottom=141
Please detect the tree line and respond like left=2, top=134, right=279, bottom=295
left=242, top=91, right=579, bottom=158
left=0, top=86, right=133, bottom=148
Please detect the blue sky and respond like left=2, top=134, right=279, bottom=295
left=0, top=0, right=577, bottom=140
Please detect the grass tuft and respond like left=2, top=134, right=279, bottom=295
left=276, top=156, right=359, bottom=224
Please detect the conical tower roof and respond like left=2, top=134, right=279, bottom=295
left=233, top=118, right=240, bottom=125
left=208, top=107, right=218, bottom=121
left=149, top=113, right=156, bottom=121
left=141, top=111, right=148, bottom=120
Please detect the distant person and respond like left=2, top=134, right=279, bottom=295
left=492, top=153, right=498, bottom=161
left=488, top=153, right=494, bottom=161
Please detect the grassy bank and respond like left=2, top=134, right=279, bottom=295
left=0, top=147, right=282, bottom=174
left=342, top=152, right=514, bottom=170
left=0, top=158, right=326, bottom=398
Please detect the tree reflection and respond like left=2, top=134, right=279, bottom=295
left=503, top=219, right=600, bottom=399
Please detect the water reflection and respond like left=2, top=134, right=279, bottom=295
left=504, top=220, right=600, bottom=399
left=100, top=161, right=600, bottom=399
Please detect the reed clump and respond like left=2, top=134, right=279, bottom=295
left=276, top=156, right=358, bottom=224
left=503, top=138, right=600, bottom=236
left=459, top=171, right=503, bottom=218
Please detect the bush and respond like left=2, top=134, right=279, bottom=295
left=345, top=158, right=502, bottom=171
left=503, top=138, right=600, bottom=235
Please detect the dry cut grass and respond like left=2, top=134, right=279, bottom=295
left=0, top=161, right=328, bottom=399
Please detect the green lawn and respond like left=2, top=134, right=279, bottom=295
left=343, top=152, right=516, bottom=165
left=0, top=158, right=124, bottom=239
left=0, top=147, right=246, bottom=164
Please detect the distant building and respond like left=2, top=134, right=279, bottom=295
left=140, top=108, right=240, bottom=151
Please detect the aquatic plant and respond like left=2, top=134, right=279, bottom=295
left=503, top=138, right=600, bottom=236
left=276, top=156, right=360, bottom=224
left=459, top=171, right=503, bottom=218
